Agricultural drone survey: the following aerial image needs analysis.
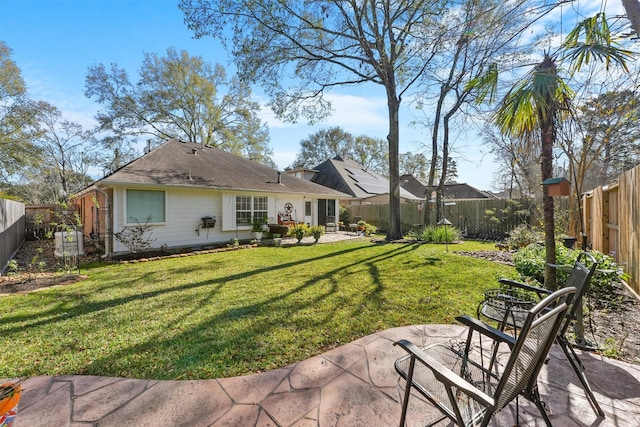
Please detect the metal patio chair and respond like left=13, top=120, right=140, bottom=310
left=394, top=287, right=575, bottom=427
left=477, top=251, right=604, bottom=417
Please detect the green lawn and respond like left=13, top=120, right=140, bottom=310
left=0, top=240, right=513, bottom=380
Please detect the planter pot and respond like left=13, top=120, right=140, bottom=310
left=562, top=237, right=577, bottom=249
left=296, top=233, right=304, bottom=243
left=0, top=383, right=21, bottom=427
left=313, top=232, right=322, bottom=243
left=251, top=231, right=263, bottom=242
left=273, top=238, right=282, bottom=247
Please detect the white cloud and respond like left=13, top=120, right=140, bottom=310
left=272, top=149, right=298, bottom=171
left=259, top=92, right=388, bottom=134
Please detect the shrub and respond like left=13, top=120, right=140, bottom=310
left=504, top=224, right=543, bottom=249
left=339, top=205, right=349, bottom=224
left=6, top=259, right=19, bottom=275
left=310, top=225, right=325, bottom=235
left=364, top=223, right=378, bottom=236
left=114, top=217, right=156, bottom=253
left=421, top=225, right=460, bottom=243
left=406, top=225, right=424, bottom=241
left=512, top=245, right=624, bottom=301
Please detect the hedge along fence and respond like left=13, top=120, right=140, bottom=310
left=347, top=198, right=535, bottom=240
left=1, top=198, right=25, bottom=274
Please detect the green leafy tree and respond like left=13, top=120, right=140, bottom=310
left=292, top=127, right=388, bottom=175
left=84, top=47, right=273, bottom=165
left=577, top=90, right=640, bottom=187
left=291, top=127, right=355, bottom=169
left=400, top=152, right=429, bottom=181
left=0, top=41, right=41, bottom=180
left=352, top=135, right=388, bottom=176
left=179, top=0, right=447, bottom=240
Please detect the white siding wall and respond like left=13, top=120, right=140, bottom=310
left=113, top=186, right=228, bottom=252
left=111, top=186, right=319, bottom=253
left=272, top=196, right=310, bottom=224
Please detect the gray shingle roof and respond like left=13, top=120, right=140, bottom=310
left=399, top=174, right=496, bottom=200
left=312, top=157, right=421, bottom=200
left=96, top=139, right=347, bottom=197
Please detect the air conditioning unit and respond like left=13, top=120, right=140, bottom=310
left=201, top=216, right=216, bottom=229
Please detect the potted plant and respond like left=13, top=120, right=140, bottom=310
left=271, top=233, right=282, bottom=247
left=251, top=217, right=266, bottom=242
left=364, top=223, right=378, bottom=237
left=310, top=225, right=325, bottom=243
left=289, top=223, right=310, bottom=243
left=356, top=220, right=367, bottom=234
left=0, top=382, right=21, bottom=426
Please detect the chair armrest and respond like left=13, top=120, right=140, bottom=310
left=498, top=278, right=552, bottom=299
left=394, top=339, right=494, bottom=408
left=455, top=315, right=516, bottom=348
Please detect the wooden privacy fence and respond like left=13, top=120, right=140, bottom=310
left=24, top=205, right=57, bottom=240
left=583, top=164, right=640, bottom=294
left=348, top=198, right=534, bottom=240
left=0, top=199, right=25, bottom=274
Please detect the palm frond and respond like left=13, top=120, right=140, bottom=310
left=466, top=63, right=499, bottom=104
left=562, top=12, right=635, bottom=73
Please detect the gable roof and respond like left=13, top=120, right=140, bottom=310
left=311, top=156, right=421, bottom=200
left=86, top=139, right=347, bottom=197
left=399, top=174, right=497, bottom=200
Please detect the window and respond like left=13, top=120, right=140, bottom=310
left=305, top=201, right=312, bottom=216
left=126, top=189, right=165, bottom=223
left=236, top=195, right=268, bottom=226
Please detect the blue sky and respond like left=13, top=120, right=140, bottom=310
left=0, top=0, right=623, bottom=191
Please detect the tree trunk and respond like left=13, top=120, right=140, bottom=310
left=622, top=0, right=640, bottom=37
left=541, top=120, right=557, bottom=290
left=386, top=94, right=402, bottom=240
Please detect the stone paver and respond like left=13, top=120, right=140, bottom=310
left=12, top=324, right=640, bottom=426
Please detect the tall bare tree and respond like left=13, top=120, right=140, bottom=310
left=33, top=102, right=97, bottom=203
left=179, top=0, right=446, bottom=240
left=420, top=0, right=557, bottom=222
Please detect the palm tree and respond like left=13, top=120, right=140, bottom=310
left=495, top=54, right=573, bottom=289
left=481, top=12, right=633, bottom=290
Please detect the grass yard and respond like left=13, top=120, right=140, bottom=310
left=0, top=240, right=513, bottom=380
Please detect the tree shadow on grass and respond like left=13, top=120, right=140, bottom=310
left=72, top=244, right=422, bottom=379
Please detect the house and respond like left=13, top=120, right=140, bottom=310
left=74, top=139, right=347, bottom=255
left=288, top=156, right=422, bottom=205
left=399, top=174, right=498, bottom=201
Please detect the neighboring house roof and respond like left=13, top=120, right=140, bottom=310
left=81, top=139, right=347, bottom=197
left=399, top=174, right=497, bottom=200
left=311, top=156, right=421, bottom=200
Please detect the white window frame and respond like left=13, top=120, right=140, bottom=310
left=235, top=195, right=268, bottom=227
